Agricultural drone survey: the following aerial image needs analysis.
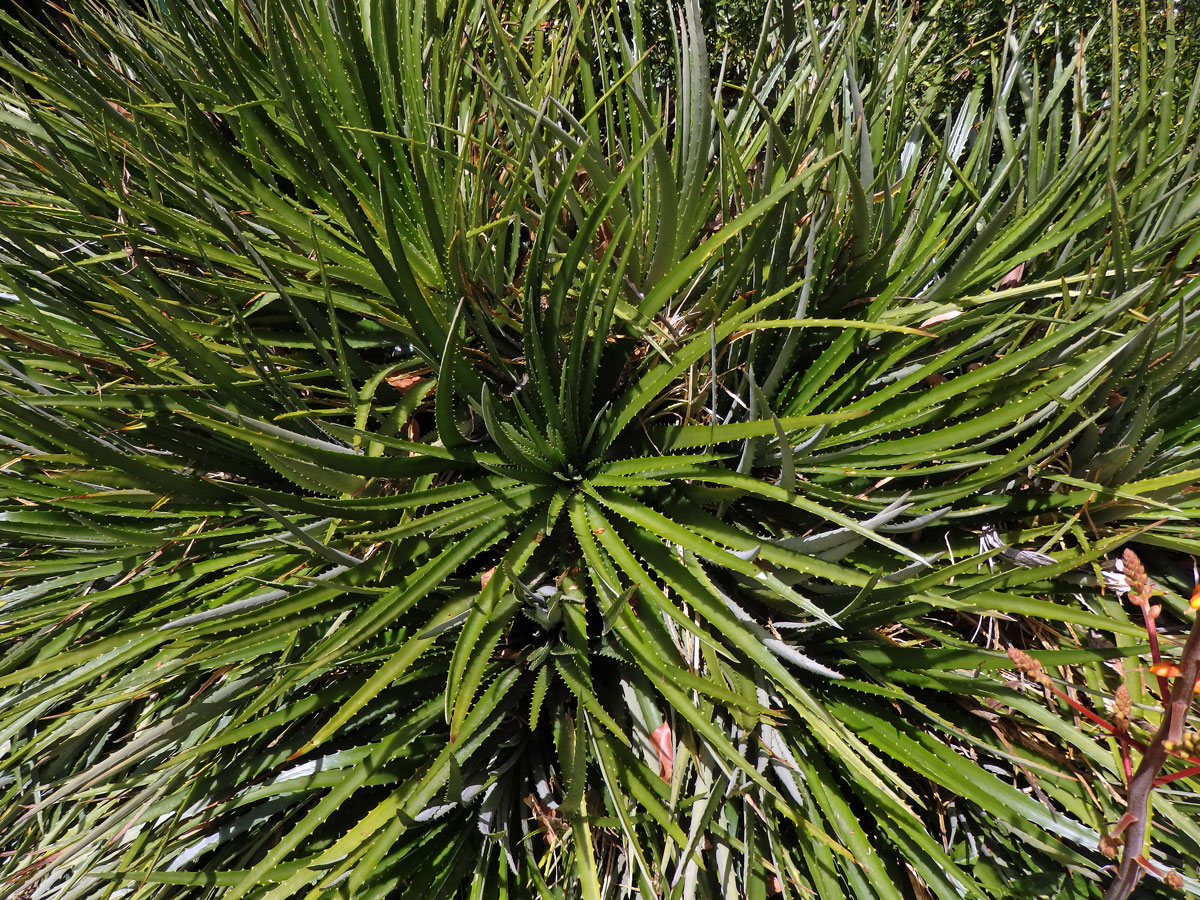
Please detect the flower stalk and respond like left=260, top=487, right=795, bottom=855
left=1101, top=551, right=1200, bottom=900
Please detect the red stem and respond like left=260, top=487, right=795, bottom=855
left=1119, top=735, right=1133, bottom=784
left=1042, top=680, right=1200, bottom=764
left=1140, top=599, right=1171, bottom=703
left=1152, top=764, right=1200, bottom=787
left=1041, top=680, right=1118, bottom=734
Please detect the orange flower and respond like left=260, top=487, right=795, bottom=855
left=1150, top=662, right=1181, bottom=678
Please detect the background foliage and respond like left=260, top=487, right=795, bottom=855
left=641, top=0, right=1198, bottom=101
left=1, top=1, right=1199, bottom=898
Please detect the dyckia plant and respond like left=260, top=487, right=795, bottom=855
left=1, top=0, right=1200, bottom=898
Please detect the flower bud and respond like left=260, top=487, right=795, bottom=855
left=1007, top=647, right=1052, bottom=686
left=1112, top=685, right=1131, bottom=727
left=1122, top=549, right=1148, bottom=600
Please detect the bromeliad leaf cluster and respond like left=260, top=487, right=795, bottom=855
left=2, top=1, right=1200, bottom=898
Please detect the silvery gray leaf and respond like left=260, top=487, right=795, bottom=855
left=414, top=803, right=457, bottom=823
left=764, top=638, right=843, bottom=679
